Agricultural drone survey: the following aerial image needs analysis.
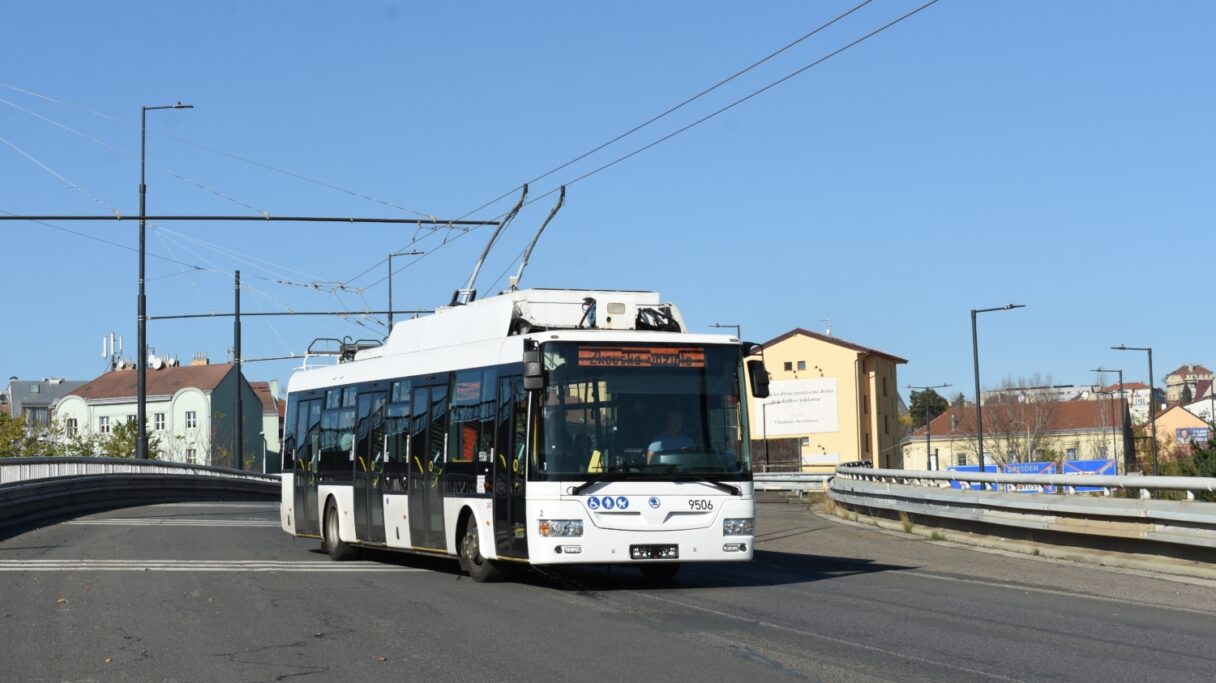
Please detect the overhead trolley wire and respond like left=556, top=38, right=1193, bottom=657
left=453, top=0, right=878, bottom=223
left=353, top=0, right=936, bottom=299
left=0, top=80, right=436, bottom=220
left=0, top=95, right=269, bottom=216
left=484, top=0, right=944, bottom=217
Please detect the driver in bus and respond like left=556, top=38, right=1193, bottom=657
left=645, top=408, right=693, bottom=463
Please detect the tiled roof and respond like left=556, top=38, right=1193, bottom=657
left=1166, top=364, right=1213, bottom=378
left=250, top=382, right=280, bottom=415
left=762, top=328, right=907, bottom=364
left=912, top=398, right=1127, bottom=437
left=1100, top=382, right=1150, bottom=393
left=69, top=364, right=235, bottom=401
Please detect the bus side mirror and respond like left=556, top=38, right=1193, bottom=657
left=523, top=348, right=545, bottom=391
left=747, top=359, right=770, bottom=398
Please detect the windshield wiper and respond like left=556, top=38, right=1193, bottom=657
left=673, top=475, right=740, bottom=496
left=570, top=470, right=641, bottom=496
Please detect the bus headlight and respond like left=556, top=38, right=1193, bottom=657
left=723, top=518, right=753, bottom=536
left=539, top=519, right=584, bottom=537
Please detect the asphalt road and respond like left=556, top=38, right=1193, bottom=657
left=1, top=500, right=1214, bottom=683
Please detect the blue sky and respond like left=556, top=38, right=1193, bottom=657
left=2, top=1, right=1213, bottom=402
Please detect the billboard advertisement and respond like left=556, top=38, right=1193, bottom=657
left=759, top=378, right=838, bottom=437
left=1003, top=461, right=1057, bottom=494
left=946, top=464, right=998, bottom=490
left=1063, top=458, right=1116, bottom=493
left=1175, top=427, right=1210, bottom=443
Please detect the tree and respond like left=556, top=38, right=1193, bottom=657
left=0, top=411, right=27, bottom=456
left=1181, top=383, right=1193, bottom=404
left=909, top=389, right=949, bottom=429
left=949, top=376, right=1063, bottom=467
left=100, top=419, right=161, bottom=459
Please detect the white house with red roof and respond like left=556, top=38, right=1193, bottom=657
left=53, top=360, right=266, bottom=468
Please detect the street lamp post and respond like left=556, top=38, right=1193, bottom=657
left=971, top=304, right=1025, bottom=475
left=907, top=383, right=950, bottom=470
left=1112, top=345, right=1157, bottom=476
left=709, top=322, right=741, bottom=339
left=387, top=249, right=423, bottom=332
left=1091, top=367, right=1123, bottom=464
left=138, top=102, right=192, bottom=460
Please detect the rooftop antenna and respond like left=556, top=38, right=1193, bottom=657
left=453, top=184, right=528, bottom=305
left=822, top=318, right=832, bottom=336
left=509, top=186, right=566, bottom=291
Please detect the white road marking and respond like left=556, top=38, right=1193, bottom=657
left=631, top=591, right=1024, bottom=682
left=0, top=559, right=423, bottom=572
left=66, top=519, right=277, bottom=527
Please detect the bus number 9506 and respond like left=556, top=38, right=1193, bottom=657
left=688, top=499, right=714, bottom=511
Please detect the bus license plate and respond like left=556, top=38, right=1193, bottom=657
left=630, top=544, right=678, bottom=560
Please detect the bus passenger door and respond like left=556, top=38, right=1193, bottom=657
left=408, top=384, right=448, bottom=551
left=354, top=391, right=387, bottom=543
left=294, top=399, right=321, bottom=536
left=493, top=376, right=529, bottom=558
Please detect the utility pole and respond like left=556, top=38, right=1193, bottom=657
left=234, top=270, right=242, bottom=471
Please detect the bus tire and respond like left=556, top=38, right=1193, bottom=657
left=323, top=500, right=357, bottom=561
left=639, top=562, right=681, bottom=582
left=460, top=516, right=504, bottom=583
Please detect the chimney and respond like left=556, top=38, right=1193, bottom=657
left=191, top=352, right=210, bottom=367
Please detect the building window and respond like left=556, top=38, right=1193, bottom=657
left=783, top=361, right=792, bottom=371
left=66, top=418, right=78, bottom=437
left=800, top=436, right=810, bottom=447
left=126, top=415, right=136, bottom=424
left=186, top=411, right=197, bottom=429
left=883, top=415, right=889, bottom=434
left=99, top=416, right=111, bottom=435
left=155, top=413, right=165, bottom=431
left=29, top=384, right=40, bottom=394
left=797, top=360, right=806, bottom=371
left=1098, top=446, right=1109, bottom=458
left=957, top=454, right=968, bottom=467
left=186, top=448, right=199, bottom=465
left=1065, top=447, right=1077, bottom=459
left=883, top=377, right=888, bottom=397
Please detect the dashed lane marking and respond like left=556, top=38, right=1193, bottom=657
left=0, top=560, right=423, bottom=572
left=66, top=519, right=278, bottom=527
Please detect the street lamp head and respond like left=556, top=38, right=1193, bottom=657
left=173, top=102, right=193, bottom=109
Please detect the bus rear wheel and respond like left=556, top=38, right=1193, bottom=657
left=460, top=518, right=504, bottom=583
left=323, top=500, right=357, bottom=561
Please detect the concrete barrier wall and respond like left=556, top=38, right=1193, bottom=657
left=0, top=463, right=279, bottom=539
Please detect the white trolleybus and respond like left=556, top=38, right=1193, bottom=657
left=279, top=288, right=770, bottom=581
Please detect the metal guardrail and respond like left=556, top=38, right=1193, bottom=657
left=0, top=456, right=278, bottom=486
left=0, top=457, right=280, bottom=539
left=828, top=465, right=1216, bottom=553
left=753, top=472, right=831, bottom=493
left=835, top=466, right=1216, bottom=500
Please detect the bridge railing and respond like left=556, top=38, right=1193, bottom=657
left=753, top=471, right=831, bottom=494
left=0, top=456, right=278, bottom=486
left=828, top=464, right=1216, bottom=554
left=833, top=465, right=1216, bottom=500
left=0, top=457, right=280, bottom=539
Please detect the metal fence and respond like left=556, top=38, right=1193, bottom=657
left=0, top=456, right=278, bottom=486
left=828, top=465, right=1216, bottom=553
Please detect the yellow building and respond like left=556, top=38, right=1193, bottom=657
left=1148, top=405, right=1209, bottom=458
left=748, top=328, right=906, bottom=473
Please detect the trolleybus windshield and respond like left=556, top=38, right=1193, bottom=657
left=534, top=342, right=751, bottom=481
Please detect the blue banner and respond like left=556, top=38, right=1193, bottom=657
left=1003, top=461, right=1057, bottom=494
left=1063, top=458, right=1116, bottom=493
